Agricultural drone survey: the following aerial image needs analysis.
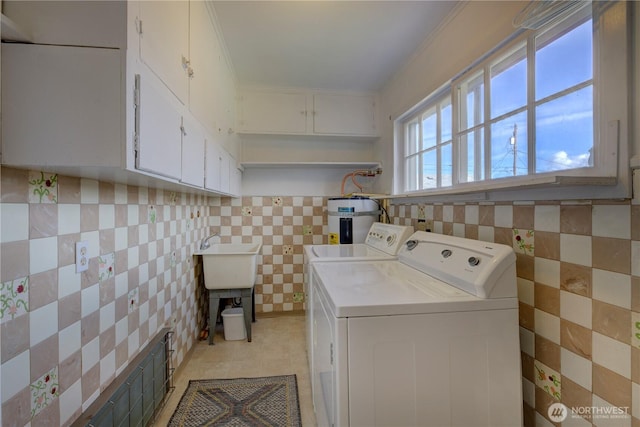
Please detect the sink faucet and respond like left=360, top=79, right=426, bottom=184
left=200, top=232, right=219, bottom=250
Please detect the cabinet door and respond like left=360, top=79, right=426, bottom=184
left=139, top=1, right=189, bottom=104
left=180, top=115, right=205, bottom=188
left=312, top=283, right=337, bottom=427
left=1, top=43, right=121, bottom=167
left=229, top=162, right=242, bottom=197
left=216, top=54, right=237, bottom=143
left=313, top=93, right=377, bottom=136
left=204, top=141, right=235, bottom=195
left=219, top=150, right=231, bottom=194
left=137, top=75, right=182, bottom=180
left=238, top=91, right=307, bottom=134
left=189, top=0, right=218, bottom=135
left=204, top=140, right=222, bottom=192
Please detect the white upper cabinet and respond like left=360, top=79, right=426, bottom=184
left=238, top=91, right=308, bottom=134
left=219, top=149, right=232, bottom=194
left=230, top=163, right=242, bottom=196
left=204, top=135, right=242, bottom=197
left=136, top=73, right=183, bottom=180
left=215, top=47, right=239, bottom=145
left=205, top=140, right=223, bottom=192
left=180, top=114, right=206, bottom=188
left=1, top=43, right=122, bottom=168
left=0, top=1, right=241, bottom=197
left=138, top=0, right=189, bottom=104
left=189, top=0, right=219, bottom=135
left=312, top=93, right=377, bottom=136
left=237, top=88, right=378, bottom=137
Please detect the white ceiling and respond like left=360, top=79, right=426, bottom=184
left=211, top=1, right=460, bottom=92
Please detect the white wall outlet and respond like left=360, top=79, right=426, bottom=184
left=76, top=241, right=89, bottom=273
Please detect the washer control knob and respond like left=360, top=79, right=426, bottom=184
left=468, top=256, right=480, bottom=266
left=441, top=249, right=452, bottom=258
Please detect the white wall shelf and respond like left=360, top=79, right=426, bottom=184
left=240, top=161, right=381, bottom=170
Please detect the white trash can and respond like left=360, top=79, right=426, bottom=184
left=221, top=307, right=246, bottom=341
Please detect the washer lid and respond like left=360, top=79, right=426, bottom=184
left=304, top=222, right=414, bottom=262
left=307, top=244, right=396, bottom=262
left=312, top=261, right=517, bottom=318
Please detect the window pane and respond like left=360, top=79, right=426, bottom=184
left=458, top=129, right=484, bottom=183
left=441, top=142, right=452, bottom=187
left=536, top=85, right=593, bottom=172
left=422, top=149, right=437, bottom=189
left=405, top=155, right=419, bottom=191
left=422, top=109, right=437, bottom=149
left=491, top=45, right=527, bottom=118
left=406, top=121, right=420, bottom=155
left=441, top=98, right=452, bottom=142
left=458, top=71, right=484, bottom=131
left=490, top=111, right=528, bottom=178
left=536, top=19, right=592, bottom=100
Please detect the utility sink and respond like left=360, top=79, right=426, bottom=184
left=196, top=243, right=262, bottom=290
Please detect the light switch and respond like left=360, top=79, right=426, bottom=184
left=76, top=241, right=89, bottom=273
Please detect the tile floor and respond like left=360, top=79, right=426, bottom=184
left=153, top=314, right=317, bottom=426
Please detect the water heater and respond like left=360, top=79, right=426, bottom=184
left=327, top=197, right=379, bottom=244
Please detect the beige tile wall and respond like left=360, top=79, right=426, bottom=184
left=390, top=200, right=640, bottom=426
left=209, top=196, right=328, bottom=313
left=0, top=167, right=215, bottom=426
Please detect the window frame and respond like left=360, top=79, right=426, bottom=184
left=393, top=1, right=630, bottom=201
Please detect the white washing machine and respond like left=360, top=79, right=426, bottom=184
left=303, top=222, right=414, bottom=404
left=310, top=231, right=523, bottom=427
left=305, top=222, right=414, bottom=264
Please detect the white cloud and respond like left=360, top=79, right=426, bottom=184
left=550, top=150, right=590, bottom=168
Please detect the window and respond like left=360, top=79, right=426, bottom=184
left=534, top=19, right=593, bottom=173
left=396, top=2, right=628, bottom=199
left=403, top=94, right=452, bottom=191
left=455, top=10, right=594, bottom=185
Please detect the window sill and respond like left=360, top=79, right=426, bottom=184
left=391, top=174, right=619, bottom=203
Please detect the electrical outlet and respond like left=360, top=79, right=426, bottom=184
left=76, top=241, right=89, bottom=273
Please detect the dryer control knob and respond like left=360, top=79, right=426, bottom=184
left=468, top=256, right=480, bottom=266
left=386, top=234, right=396, bottom=246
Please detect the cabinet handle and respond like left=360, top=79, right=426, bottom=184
left=135, top=18, right=143, bottom=35
left=181, top=55, right=190, bottom=70
left=188, top=67, right=194, bottom=79
left=180, top=125, right=187, bottom=136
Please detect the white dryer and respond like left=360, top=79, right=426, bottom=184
left=303, top=222, right=414, bottom=403
left=310, top=231, right=523, bottom=427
